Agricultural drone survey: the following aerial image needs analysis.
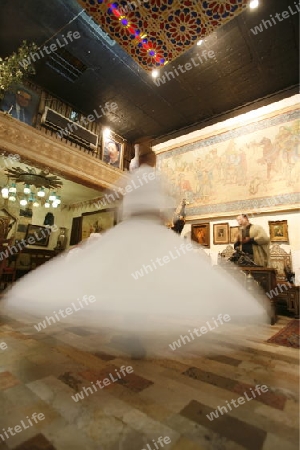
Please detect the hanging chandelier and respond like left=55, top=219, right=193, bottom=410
left=1, top=166, right=62, bottom=208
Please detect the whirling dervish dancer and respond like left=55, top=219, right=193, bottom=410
left=0, top=154, right=270, bottom=358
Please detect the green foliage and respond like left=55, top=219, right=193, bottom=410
left=0, top=41, right=38, bottom=99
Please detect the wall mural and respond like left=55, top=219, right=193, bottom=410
left=157, top=109, right=300, bottom=218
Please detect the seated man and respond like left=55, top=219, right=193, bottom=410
left=234, top=214, right=270, bottom=267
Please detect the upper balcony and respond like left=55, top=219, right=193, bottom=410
left=0, top=111, right=126, bottom=191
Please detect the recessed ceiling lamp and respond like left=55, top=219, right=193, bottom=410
left=249, top=0, right=259, bottom=9
left=197, top=39, right=203, bottom=46
left=152, top=69, right=159, bottom=78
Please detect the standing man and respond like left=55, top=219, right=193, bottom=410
left=234, top=214, right=270, bottom=267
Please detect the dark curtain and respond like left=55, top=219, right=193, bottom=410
left=70, top=216, right=82, bottom=245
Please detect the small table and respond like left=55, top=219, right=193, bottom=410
left=241, top=267, right=277, bottom=325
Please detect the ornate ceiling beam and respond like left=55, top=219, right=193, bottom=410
left=0, top=113, right=126, bottom=191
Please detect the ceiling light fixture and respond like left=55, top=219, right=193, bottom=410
left=1, top=167, right=62, bottom=208
left=49, top=191, right=57, bottom=201
left=37, top=188, right=46, bottom=197
left=197, top=39, right=203, bottom=46
left=249, top=0, right=259, bottom=9
left=8, top=194, right=16, bottom=202
left=1, top=186, right=9, bottom=199
left=23, top=184, right=31, bottom=194
left=152, top=69, right=159, bottom=78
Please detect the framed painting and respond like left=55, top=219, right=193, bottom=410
left=102, top=132, right=124, bottom=169
left=25, top=225, right=50, bottom=247
left=191, top=223, right=210, bottom=248
left=0, top=84, right=40, bottom=127
left=213, top=223, right=229, bottom=245
left=230, top=226, right=240, bottom=244
left=81, top=208, right=117, bottom=240
left=269, top=220, right=289, bottom=242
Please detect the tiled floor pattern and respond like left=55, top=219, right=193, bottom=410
left=0, top=312, right=299, bottom=450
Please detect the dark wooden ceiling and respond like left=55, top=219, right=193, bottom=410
left=0, top=0, right=299, bottom=144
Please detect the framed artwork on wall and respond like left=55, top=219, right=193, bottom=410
left=191, top=223, right=210, bottom=248
left=213, top=223, right=229, bottom=245
left=0, top=84, right=40, bottom=127
left=25, top=225, right=50, bottom=247
left=230, top=226, right=240, bottom=244
left=81, top=208, right=117, bottom=241
left=269, top=220, right=289, bottom=242
left=102, top=132, right=124, bottom=169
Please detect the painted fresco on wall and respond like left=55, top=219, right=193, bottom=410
left=157, top=110, right=300, bottom=218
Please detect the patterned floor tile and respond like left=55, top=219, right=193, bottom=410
left=12, top=434, right=56, bottom=450
left=0, top=313, right=298, bottom=450
left=92, top=351, right=116, bottom=361
left=180, top=400, right=267, bottom=450
left=0, top=372, right=20, bottom=391
left=205, top=355, right=241, bottom=367
left=182, top=367, right=287, bottom=409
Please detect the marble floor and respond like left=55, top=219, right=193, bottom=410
left=0, top=309, right=299, bottom=450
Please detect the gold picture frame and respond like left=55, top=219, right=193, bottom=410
left=269, top=220, right=289, bottom=242
left=102, top=132, right=124, bottom=169
left=81, top=209, right=117, bottom=241
left=230, top=226, right=240, bottom=244
left=25, top=224, right=50, bottom=247
left=213, top=223, right=229, bottom=245
left=191, top=223, right=210, bottom=248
